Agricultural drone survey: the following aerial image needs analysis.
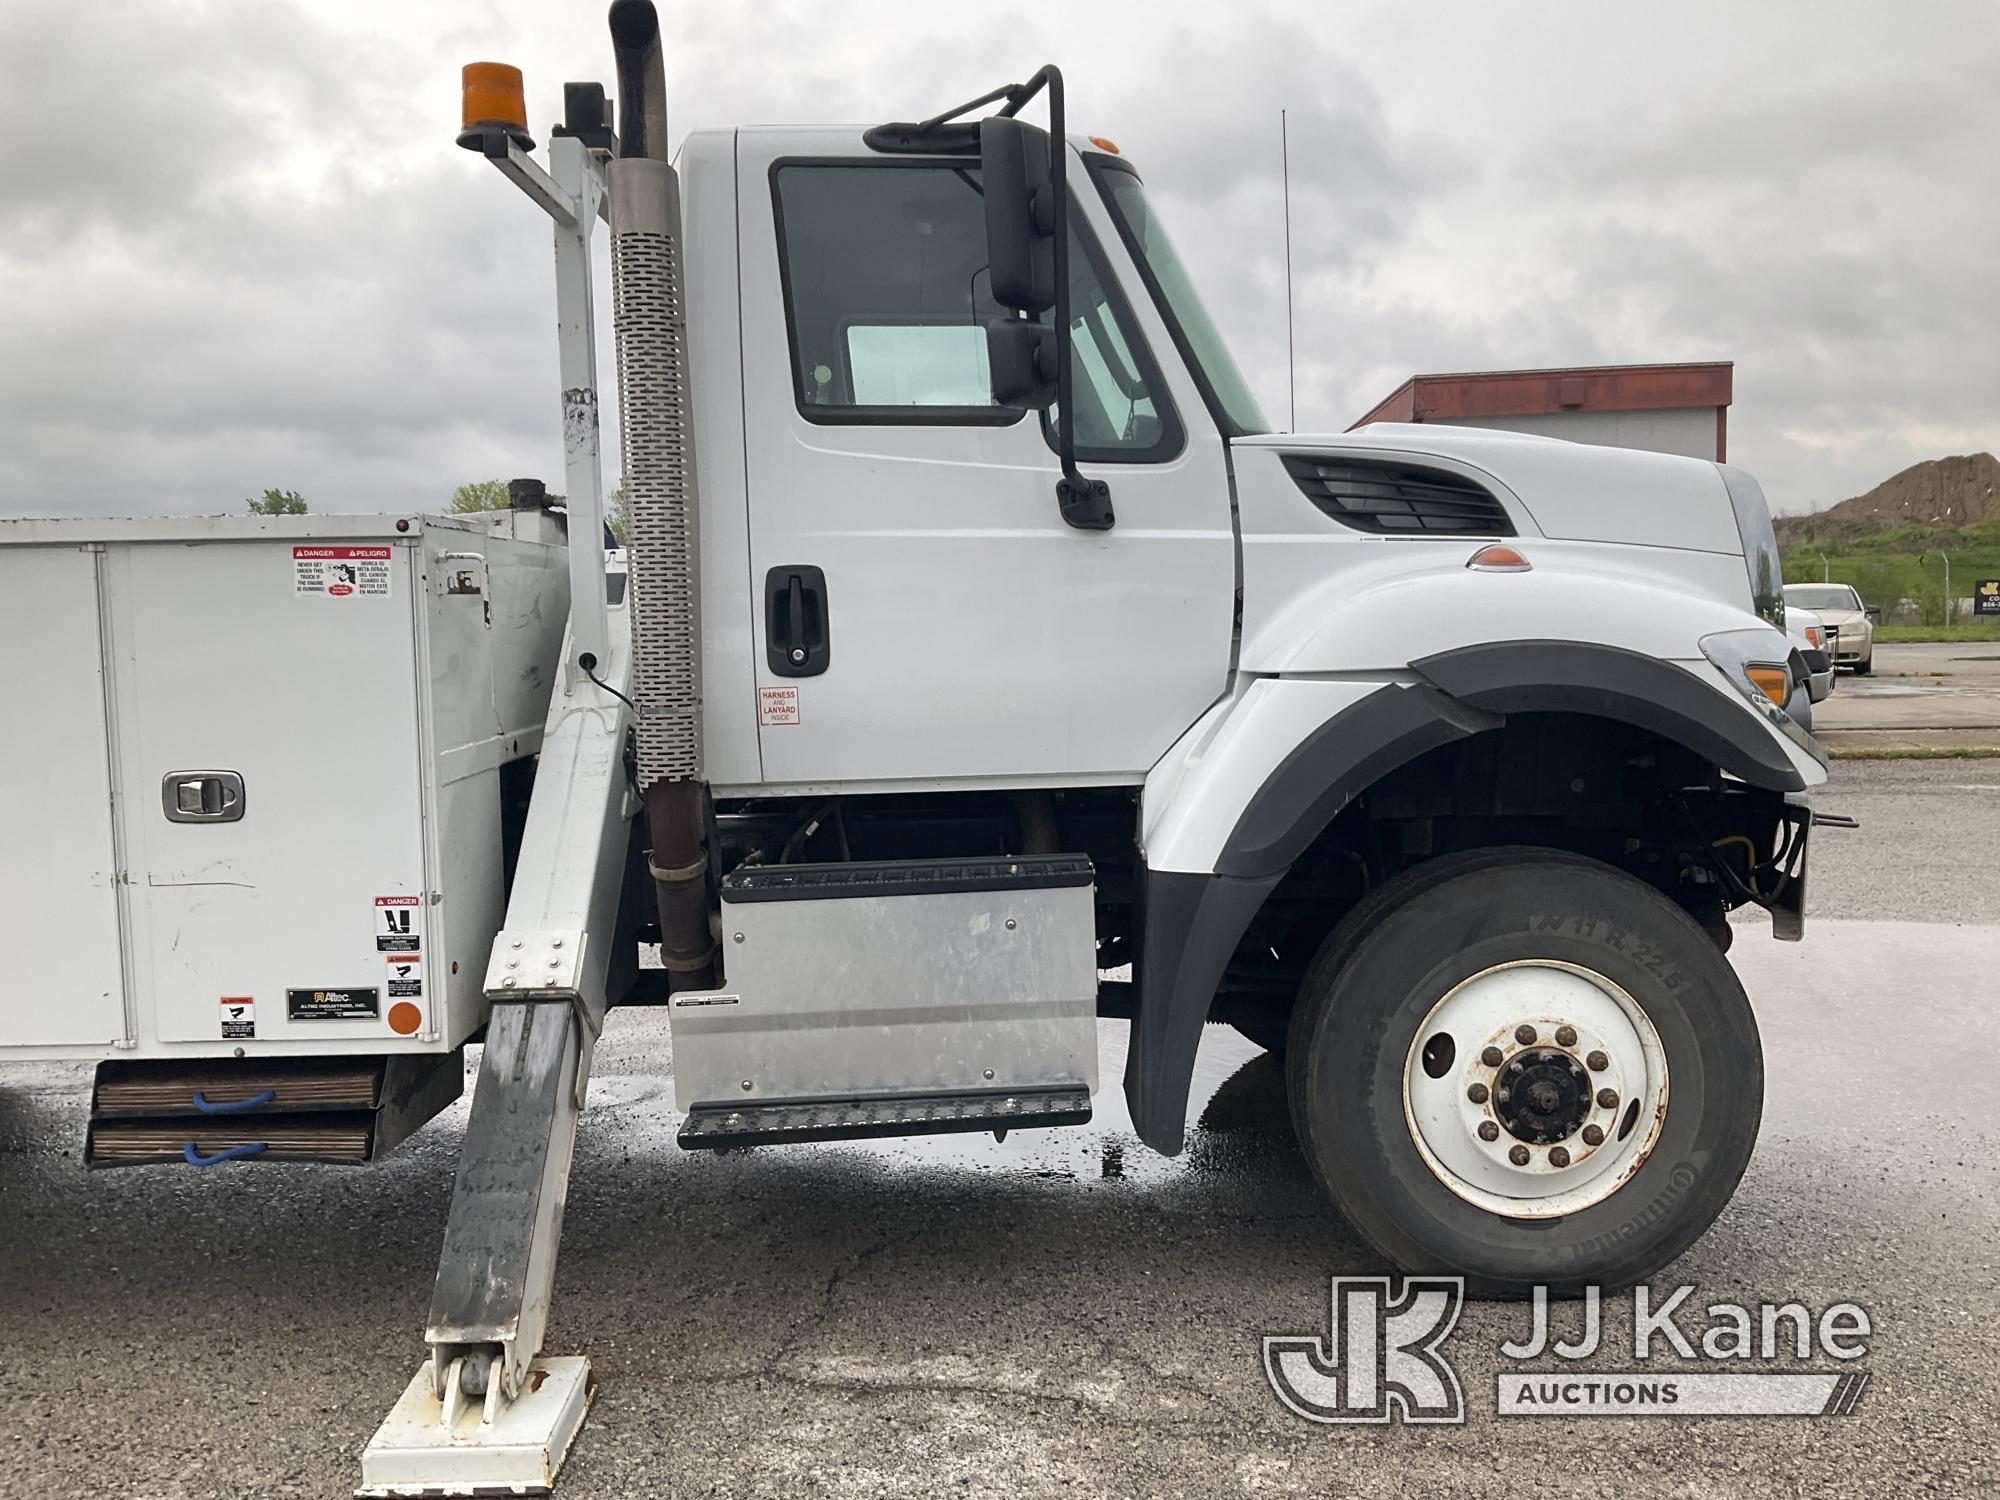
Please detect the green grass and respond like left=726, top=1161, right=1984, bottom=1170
left=1828, top=746, right=2000, bottom=760
left=1779, top=521, right=2000, bottom=627
left=1874, top=622, right=2000, bottom=643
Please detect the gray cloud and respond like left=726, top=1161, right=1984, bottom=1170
left=0, top=0, right=1994, bottom=520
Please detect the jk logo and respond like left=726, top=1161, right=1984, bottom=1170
left=1263, top=1277, right=1466, bottom=1424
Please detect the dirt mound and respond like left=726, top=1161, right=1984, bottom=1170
left=1776, top=451, right=2000, bottom=545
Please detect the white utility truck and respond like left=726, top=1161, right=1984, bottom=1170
left=0, top=4, right=1837, bottom=1490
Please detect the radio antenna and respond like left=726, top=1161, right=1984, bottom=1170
left=1281, top=108, right=1296, bottom=432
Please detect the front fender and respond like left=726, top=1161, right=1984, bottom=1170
left=1126, top=642, right=1825, bottom=1155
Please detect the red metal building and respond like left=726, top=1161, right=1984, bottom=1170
left=1351, top=362, right=1733, bottom=462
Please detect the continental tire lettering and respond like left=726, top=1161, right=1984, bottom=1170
left=1564, top=1162, right=1700, bottom=1262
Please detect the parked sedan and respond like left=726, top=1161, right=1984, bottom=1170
left=1788, top=605, right=1836, bottom=703
left=1784, top=583, right=1875, bottom=673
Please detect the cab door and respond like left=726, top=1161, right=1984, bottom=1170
left=736, top=130, right=1235, bottom=787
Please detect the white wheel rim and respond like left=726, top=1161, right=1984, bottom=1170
left=1401, top=960, right=1669, bottom=1219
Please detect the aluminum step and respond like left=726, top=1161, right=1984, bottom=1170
left=84, top=1053, right=462, bottom=1168
left=677, top=1084, right=1091, bottom=1150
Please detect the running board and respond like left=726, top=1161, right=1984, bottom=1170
left=677, top=1084, right=1092, bottom=1149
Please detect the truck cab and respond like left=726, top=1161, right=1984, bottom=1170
left=642, top=112, right=1827, bottom=1262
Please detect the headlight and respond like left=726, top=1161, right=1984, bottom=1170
left=1701, top=627, right=1797, bottom=711
left=1701, top=626, right=1826, bottom=760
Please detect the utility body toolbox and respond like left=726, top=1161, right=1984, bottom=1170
left=0, top=512, right=570, bottom=1070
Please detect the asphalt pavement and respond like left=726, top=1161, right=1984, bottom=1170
left=1813, top=641, right=2000, bottom=749
left=2, top=760, right=1996, bottom=1499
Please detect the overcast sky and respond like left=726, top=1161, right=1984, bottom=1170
left=2, top=0, right=1994, bottom=518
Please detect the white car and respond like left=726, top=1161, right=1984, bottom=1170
left=1784, top=583, right=1875, bottom=673
left=1788, top=605, right=1836, bottom=703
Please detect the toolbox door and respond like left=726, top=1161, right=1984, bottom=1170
left=0, top=546, right=128, bottom=1048
left=109, top=539, right=431, bottom=1046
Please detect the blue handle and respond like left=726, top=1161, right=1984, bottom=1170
left=192, top=1089, right=275, bottom=1115
left=182, top=1141, right=268, bottom=1167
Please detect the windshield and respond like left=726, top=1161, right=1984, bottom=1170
left=1785, top=584, right=1863, bottom=612
left=1090, top=159, right=1271, bottom=437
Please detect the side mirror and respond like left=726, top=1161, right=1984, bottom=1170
left=986, top=318, right=1058, bottom=409
left=1865, top=605, right=1882, bottom=622
left=979, top=117, right=1056, bottom=313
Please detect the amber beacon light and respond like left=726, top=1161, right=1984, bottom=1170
left=458, top=61, right=534, bottom=152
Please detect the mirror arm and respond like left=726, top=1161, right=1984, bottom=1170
left=1037, top=67, right=1114, bottom=531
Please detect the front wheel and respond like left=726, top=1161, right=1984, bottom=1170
left=1289, top=852, right=1762, bottom=1295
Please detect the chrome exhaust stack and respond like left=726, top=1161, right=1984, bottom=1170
left=606, top=0, right=715, bottom=987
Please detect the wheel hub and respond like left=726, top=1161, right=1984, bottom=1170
left=1400, top=960, right=1670, bottom=1219
left=1494, top=1047, right=1591, bottom=1143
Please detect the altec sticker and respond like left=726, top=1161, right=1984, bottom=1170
left=288, top=987, right=380, bottom=1021
left=375, top=895, right=422, bottom=953
left=294, top=545, right=393, bottom=600
left=758, top=685, right=800, bottom=727
left=219, top=997, right=256, bottom=1040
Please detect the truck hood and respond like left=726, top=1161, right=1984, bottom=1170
left=1234, top=423, right=1745, bottom=555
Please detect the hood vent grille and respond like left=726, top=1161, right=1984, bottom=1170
left=1283, top=455, right=1514, bottom=536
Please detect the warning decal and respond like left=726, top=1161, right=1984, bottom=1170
left=758, top=686, right=800, bottom=727
left=375, top=895, right=423, bottom=953
left=288, top=987, right=380, bottom=1021
left=387, top=953, right=423, bottom=999
left=220, top=997, right=256, bottom=1040
left=294, top=545, right=392, bottom=600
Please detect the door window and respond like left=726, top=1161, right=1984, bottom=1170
left=774, top=162, right=1012, bottom=422
left=772, top=160, right=1180, bottom=458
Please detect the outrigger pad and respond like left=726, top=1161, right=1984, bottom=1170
left=357, top=1356, right=593, bottom=1498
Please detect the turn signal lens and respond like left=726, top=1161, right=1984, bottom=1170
left=1745, top=664, right=1790, bottom=706
left=1087, top=135, right=1121, bottom=154
left=1805, top=625, right=1823, bottom=648
left=1467, top=544, right=1530, bottom=572
left=459, top=61, right=534, bottom=151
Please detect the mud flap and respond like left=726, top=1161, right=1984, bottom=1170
left=1124, top=868, right=1281, bottom=1155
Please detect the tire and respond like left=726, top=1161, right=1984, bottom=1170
left=1853, top=652, right=1872, bottom=676
left=1283, top=847, right=1584, bottom=1123
left=1289, top=851, right=1762, bottom=1296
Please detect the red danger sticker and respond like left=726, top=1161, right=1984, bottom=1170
left=295, top=545, right=392, bottom=600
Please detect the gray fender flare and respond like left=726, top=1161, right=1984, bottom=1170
left=1124, top=641, right=1811, bottom=1155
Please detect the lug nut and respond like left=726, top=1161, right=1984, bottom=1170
left=1549, top=1146, right=1571, bottom=1168
left=1582, top=1124, right=1605, bottom=1146
left=1509, top=1145, right=1531, bottom=1166
left=1587, top=1050, right=1610, bottom=1072
left=1515, top=1024, right=1538, bottom=1045
left=1467, top=1083, right=1489, bottom=1104
left=1481, top=1046, right=1505, bottom=1067
left=1478, top=1121, right=1500, bottom=1141
left=1555, top=1025, right=1578, bottom=1047
left=1597, top=1088, right=1619, bottom=1110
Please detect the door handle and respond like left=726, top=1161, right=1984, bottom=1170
left=162, top=771, right=246, bottom=824
left=765, top=565, right=830, bottom=677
